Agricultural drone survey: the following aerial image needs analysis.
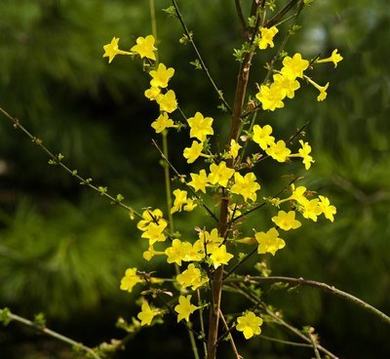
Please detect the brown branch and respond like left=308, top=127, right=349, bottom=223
left=219, top=309, right=242, bottom=359
left=230, top=275, right=390, bottom=325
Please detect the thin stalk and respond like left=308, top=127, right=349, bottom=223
left=227, top=283, right=339, bottom=359
left=231, top=275, right=390, bottom=325
left=219, top=309, right=242, bottom=359
left=5, top=311, right=101, bottom=359
left=197, top=290, right=208, bottom=357
left=308, top=330, right=322, bottom=359
left=171, top=0, right=231, bottom=112
left=149, top=1, right=200, bottom=357
left=162, top=131, right=174, bottom=232
left=0, top=106, right=142, bottom=219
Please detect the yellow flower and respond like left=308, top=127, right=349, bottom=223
left=165, top=239, right=193, bottom=265
left=305, top=76, right=329, bottom=102
left=317, top=49, right=343, bottom=68
left=151, top=113, right=175, bottom=134
left=272, top=73, right=301, bottom=99
left=208, top=161, right=235, bottom=187
left=141, top=221, right=167, bottom=244
left=236, top=311, right=263, bottom=339
left=289, top=184, right=307, bottom=205
left=188, top=169, right=209, bottom=193
left=137, top=301, right=159, bottom=326
left=266, top=140, right=291, bottom=162
left=318, top=195, right=337, bottom=222
left=176, top=263, right=208, bottom=290
left=143, top=245, right=157, bottom=261
left=131, top=34, right=157, bottom=60
left=103, top=37, right=128, bottom=63
left=156, top=90, right=178, bottom=113
left=120, top=268, right=142, bottom=292
left=187, top=112, right=214, bottom=142
left=252, top=124, right=275, bottom=150
left=209, top=244, right=234, bottom=269
left=272, top=210, right=302, bottom=231
left=229, top=139, right=242, bottom=159
left=144, top=86, right=161, bottom=101
left=258, top=26, right=278, bottom=50
left=171, top=189, right=197, bottom=214
left=175, top=295, right=197, bottom=322
left=300, top=198, right=322, bottom=222
left=137, top=208, right=166, bottom=231
left=183, top=141, right=203, bottom=164
left=149, top=63, right=175, bottom=88
left=255, top=227, right=286, bottom=255
left=231, top=172, right=261, bottom=202
left=316, top=82, right=329, bottom=102
left=256, top=84, right=285, bottom=111
left=298, top=140, right=314, bottom=169
left=281, top=53, right=309, bottom=79
left=196, top=228, right=223, bottom=255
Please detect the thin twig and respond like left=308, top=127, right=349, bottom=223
left=223, top=246, right=258, bottom=281
left=231, top=175, right=299, bottom=224
left=151, top=138, right=219, bottom=222
left=234, top=0, right=247, bottom=33
left=231, top=275, right=390, bottom=325
left=3, top=310, right=101, bottom=359
left=227, top=283, right=339, bottom=359
left=219, top=309, right=242, bottom=359
left=308, top=329, right=322, bottom=359
left=0, top=106, right=142, bottom=219
left=171, top=0, right=232, bottom=112
left=259, top=334, right=313, bottom=348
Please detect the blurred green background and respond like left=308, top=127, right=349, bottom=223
left=0, top=0, right=389, bottom=358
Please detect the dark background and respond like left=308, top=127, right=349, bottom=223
left=0, top=0, right=389, bottom=358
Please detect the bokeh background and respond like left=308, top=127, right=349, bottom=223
left=0, top=0, right=389, bottom=358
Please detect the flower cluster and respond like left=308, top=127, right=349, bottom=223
left=103, top=24, right=340, bottom=341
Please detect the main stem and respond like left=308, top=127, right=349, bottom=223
left=206, top=42, right=255, bottom=359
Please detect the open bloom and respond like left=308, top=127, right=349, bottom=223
left=318, top=195, right=337, bottom=222
left=281, top=53, right=309, bottom=79
left=137, top=301, right=159, bottom=326
left=149, top=63, right=175, bottom=88
left=209, top=244, right=234, bottom=268
left=208, top=161, right=235, bottom=187
left=258, top=26, right=278, bottom=49
left=255, top=227, right=285, bottom=255
left=120, top=268, right=142, bottom=292
left=176, top=263, right=208, bottom=290
left=171, top=189, right=197, bottom=214
left=175, top=295, right=197, bottom=322
left=272, top=210, right=301, bottom=231
left=266, top=140, right=291, bottom=162
left=256, top=84, right=285, bottom=111
left=317, top=49, right=343, bottom=68
left=252, top=124, right=275, bottom=150
left=236, top=311, right=263, bottom=339
left=187, top=112, right=214, bottom=142
left=156, top=90, right=178, bottom=113
left=231, top=172, right=261, bottom=202
left=151, top=113, right=175, bottom=133
left=103, top=37, right=131, bottom=63
left=188, top=169, right=209, bottom=193
left=131, top=35, right=157, bottom=60
left=183, top=141, right=203, bottom=164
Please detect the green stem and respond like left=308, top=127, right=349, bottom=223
left=171, top=0, right=231, bottom=112
left=162, top=131, right=174, bottom=232
left=233, top=275, right=390, bottom=325
left=4, top=310, right=101, bottom=359
left=0, top=106, right=142, bottom=219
